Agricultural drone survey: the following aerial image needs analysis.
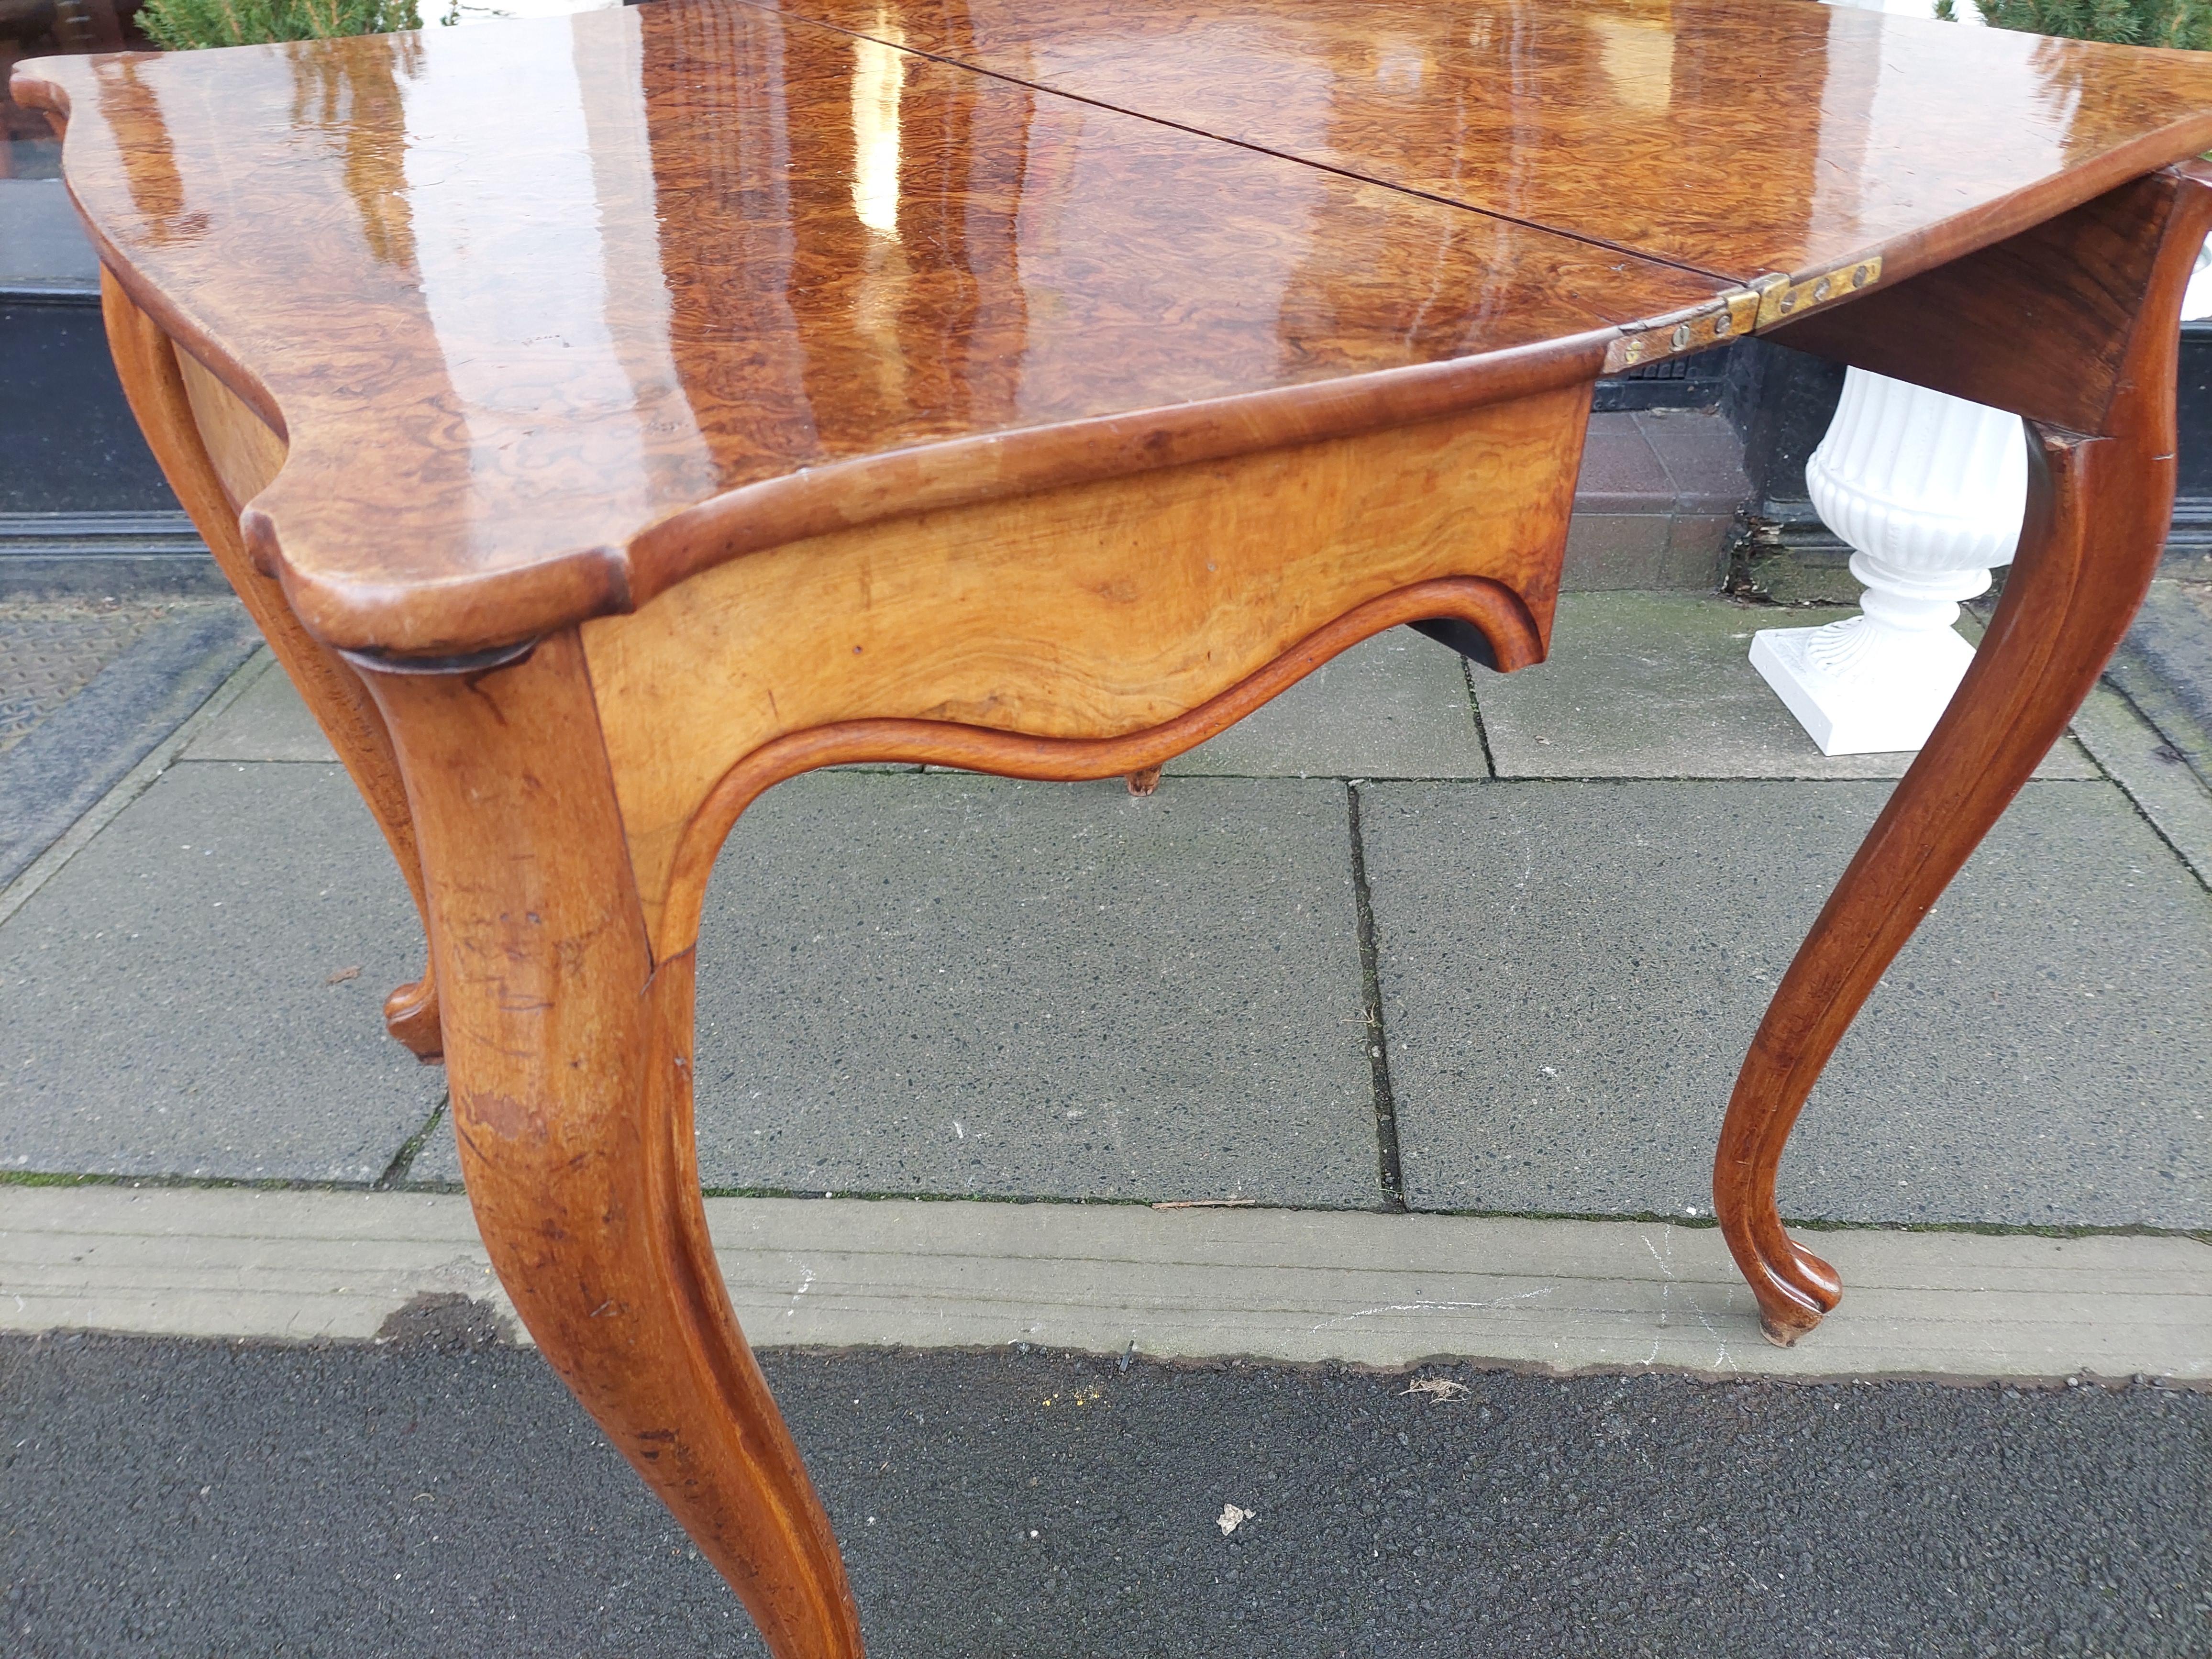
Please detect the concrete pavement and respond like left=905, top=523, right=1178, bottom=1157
left=3, top=593, right=2208, bottom=1321
left=0, top=597, right=257, bottom=889
left=13, top=596, right=2203, bottom=1234
left=7, top=1185, right=2209, bottom=1381
left=4, top=582, right=2210, bottom=1657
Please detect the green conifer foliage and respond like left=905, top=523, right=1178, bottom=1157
left=1944, top=0, right=2212, bottom=49
left=138, top=0, right=422, bottom=50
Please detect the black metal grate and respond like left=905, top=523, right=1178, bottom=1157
left=1593, top=344, right=1731, bottom=411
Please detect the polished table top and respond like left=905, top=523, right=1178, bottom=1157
left=18, top=0, right=2212, bottom=654
left=760, top=0, right=2212, bottom=280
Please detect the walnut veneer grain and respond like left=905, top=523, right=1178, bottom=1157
left=14, top=2, right=1720, bottom=654
left=756, top=0, right=2212, bottom=286
left=587, top=384, right=1585, bottom=956
left=364, top=632, right=860, bottom=1657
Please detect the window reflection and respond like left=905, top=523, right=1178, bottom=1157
left=291, top=33, right=421, bottom=268
left=850, top=29, right=902, bottom=236
left=0, top=0, right=628, bottom=528
left=91, top=53, right=205, bottom=241
left=6, top=0, right=2134, bottom=559
left=3, top=0, right=157, bottom=178
left=396, top=12, right=714, bottom=553
left=1587, top=12, right=1674, bottom=115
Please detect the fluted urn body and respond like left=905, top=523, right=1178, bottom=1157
left=1750, top=367, right=2028, bottom=755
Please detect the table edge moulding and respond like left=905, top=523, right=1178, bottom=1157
left=16, top=3, right=2212, bottom=1654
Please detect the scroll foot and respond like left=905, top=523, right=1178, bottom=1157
left=382, top=968, right=443, bottom=1062
left=1744, top=1237, right=1842, bottom=1346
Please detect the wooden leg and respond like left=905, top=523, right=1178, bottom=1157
left=362, top=633, right=861, bottom=1659
left=100, top=271, right=443, bottom=1059
left=1716, top=163, right=2212, bottom=1344
left=1715, top=423, right=2165, bottom=1342
left=1124, top=765, right=1163, bottom=796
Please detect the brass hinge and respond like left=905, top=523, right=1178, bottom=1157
left=1604, top=253, right=1885, bottom=374
left=1602, top=288, right=1761, bottom=374
left=1751, top=254, right=1883, bottom=329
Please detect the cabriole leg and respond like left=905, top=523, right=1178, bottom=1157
left=1716, top=423, right=2161, bottom=1342
left=99, top=271, right=444, bottom=1059
left=361, top=632, right=862, bottom=1659
left=1715, top=164, right=2212, bottom=1344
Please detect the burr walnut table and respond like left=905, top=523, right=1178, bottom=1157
left=18, top=0, right=2212, bottom=1648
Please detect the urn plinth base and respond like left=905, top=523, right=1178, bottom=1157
left=1749, top=617, right=1977, bottom=755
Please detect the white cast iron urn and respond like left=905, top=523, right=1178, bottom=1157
left=1750, top=367, right=2027, bottom=755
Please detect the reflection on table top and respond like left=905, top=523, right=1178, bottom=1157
left=758, top=0, right=2212, bottom=282
left=0, top=0, right=618, bottom=177
left=12, top=0, right=2212, bottom=652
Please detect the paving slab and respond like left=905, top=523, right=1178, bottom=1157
left=0, top=596, right=166, bottom=752
left=9, top=1185, right=2209, bottom=1381
left=0, top=597, right=260, bottom=885
left=1361, top=778, right=2212, bottom=1228
left=1636, top=408, right=1753, bottom=509
left=1472, top=590, right=2101, bottom=780
left=1163, top=627, right=1489, bottom=779
left=182, top=652, right=339, bottom=763
left=2106, top=577, right=2212, bottom=789
left=1558, top=412, right=1743, bottom=592
left=413, top=773, right=1381, bottom=1206
left=0, top=760, right=443, bottom=1183
left=2070, top=680, right=2212, bottom=889
left=695, top=774, right=1381, bottom=1206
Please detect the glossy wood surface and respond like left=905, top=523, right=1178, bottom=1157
left=26, top=0, right=2212, bottom=654
left=27, top=4, right=2212, bottom=1647
left=761, top=0, right=2212, bottom=286
left=12, top=2, right=1722, bottom=654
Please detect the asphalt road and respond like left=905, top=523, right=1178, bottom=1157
left=2, top=1320, right=2205, bottom=1659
